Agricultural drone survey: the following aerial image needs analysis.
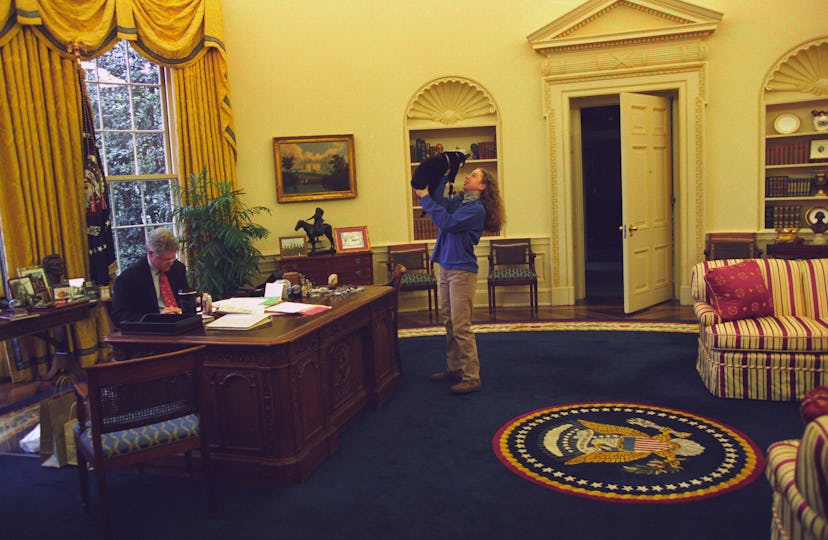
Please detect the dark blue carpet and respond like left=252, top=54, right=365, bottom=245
left=0, top=331, right=802, bottom=540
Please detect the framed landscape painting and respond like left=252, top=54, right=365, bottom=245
left=279, top=236, right=308, bottom=258
left=274, top=134, right=357, bottom=203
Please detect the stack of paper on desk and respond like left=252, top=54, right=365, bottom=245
left=205, top=313, right=272, bottom=330
left=211, top=297, right=280, bottom=314
left=265, top=302, right=332, bottom=316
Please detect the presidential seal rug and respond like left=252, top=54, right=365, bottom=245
left=493, top=402, right=765, bottom=504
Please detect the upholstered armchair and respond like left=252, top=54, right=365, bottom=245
left=766, top=404, right=828, bottom=539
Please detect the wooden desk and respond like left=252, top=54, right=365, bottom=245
left=0, top=300, right=98, bottom=380
left=105, top=286, right=400, bottom=485
left=766, top=242, right=828, bottom=259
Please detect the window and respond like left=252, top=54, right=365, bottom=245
left=81, top=40, right=177, bottom=272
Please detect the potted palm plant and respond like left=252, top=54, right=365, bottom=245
left=173, top=168, right=271, bottom=300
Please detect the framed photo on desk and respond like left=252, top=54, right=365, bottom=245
left=8, top=276, right=35, bottom=305
left=17, top=265, right=51, bottom=302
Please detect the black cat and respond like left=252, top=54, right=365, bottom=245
left=410, top=151, right=469, bottom=194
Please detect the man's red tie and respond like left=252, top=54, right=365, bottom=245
left=158, top=272, right=178, bottom=308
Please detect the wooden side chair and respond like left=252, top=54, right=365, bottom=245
left=487, top=238, right=538, bottom=319
left=704, top=232, right=762, bottom=260
left=73, top=345, right=217, bottom=540
left=387, top=243, right=438, bottom=322
left=386, top=263, right=406, bottom=375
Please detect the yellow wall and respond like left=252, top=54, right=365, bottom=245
left=222, top=0, right=827, bottom=257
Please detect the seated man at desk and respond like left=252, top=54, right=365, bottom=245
left=110, top=228, right=190, bottom=326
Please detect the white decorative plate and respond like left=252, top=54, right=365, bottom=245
left=805, top=206, right=828, bottom=225
left=773, top=113, right=800, bottom=134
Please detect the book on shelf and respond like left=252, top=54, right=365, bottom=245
left=413, top=216, right=438, bottom=240
left=766, top=175, right=814, bottom=197
left=476, top=140, right=497, bottom=159
left=766, top=141, right=810, bottom=165
left=769, top=205, right=803, bottom=229
left=205, top=313, right=272, bottom=331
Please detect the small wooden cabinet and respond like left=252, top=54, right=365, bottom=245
left=280, top=251, right=373, bottom=286
left=766, top=242, right=828, bottom=259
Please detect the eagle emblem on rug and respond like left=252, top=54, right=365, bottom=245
left=493, top=402, right=764, bottom=503
left=543, top=418, right=705, bottom=474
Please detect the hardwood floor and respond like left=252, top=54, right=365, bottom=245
left=398, top=298, right=696, bottom=327
left=1, top=300, right=696, bottom=411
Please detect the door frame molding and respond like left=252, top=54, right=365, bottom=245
left=542, top=63, right=706, bottom=306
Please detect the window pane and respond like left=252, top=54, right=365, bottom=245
left=100, top=84, right=132, bottom=131
left=81, top=62, right=98, bottom=83
left=133, top=85, right=162, bottom=130
left=115, top=227, right=147, bottom=270
left=104, top=132, right=135, bottom=176
left=84, top=83, right=102, bottom=131
left=97, top=41, right=129, bottom=82
left=143, top=180, right=174, bottom=224
left=135, top=133, right=167, bottom=174
left=110, top=182, right=143, bottom=226
left=128, top=47, right=159, bottom=84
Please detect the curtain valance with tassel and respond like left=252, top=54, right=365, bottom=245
left=0, top=0, right=226, bottom=65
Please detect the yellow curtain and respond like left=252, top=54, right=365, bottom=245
left=175, top=49, right=237, bottom=188
left=0, top=0, right=236, bottom=381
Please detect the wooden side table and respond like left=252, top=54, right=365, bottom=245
left=765, top=243, right=828, bottom=259
left=279, top=251, right=374, bottom=286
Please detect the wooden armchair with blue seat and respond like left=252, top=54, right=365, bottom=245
left=766, top=386, right=828, bottom=539
left=73, top=345, right=217, bottom=540
left=487, top=238, right=538, bottom=319
left=387, top=243, right=438, bottom=322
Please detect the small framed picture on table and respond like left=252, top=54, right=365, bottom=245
left=334, top=226, right=370, bottom=253
left=8, top=276, right=36, bottom=306
left=17, top=265, right=51, bottom=302
left=279, top=236, right=308, bottom=258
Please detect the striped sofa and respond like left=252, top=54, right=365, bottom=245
left=766, top=415, right=828, bottom=539
left=691, top=258, right=828, bottom=401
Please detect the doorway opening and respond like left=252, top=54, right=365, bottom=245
left=581, top=105, right=622, bottom=302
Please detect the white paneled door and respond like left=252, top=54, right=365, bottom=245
left=619, top=92, right=674, bottom=313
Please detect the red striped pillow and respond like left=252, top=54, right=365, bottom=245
left=704, top=260, right=774, bottom=321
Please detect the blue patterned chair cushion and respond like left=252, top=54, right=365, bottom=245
left=401, top=272, right=436, bottom=287
left=75, top=413, right=200, bottom=459
left=489, top=268, right=537, bottom=281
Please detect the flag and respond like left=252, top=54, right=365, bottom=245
left=79, top=69, right=116, bottom=285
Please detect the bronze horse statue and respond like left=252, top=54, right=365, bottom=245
left=295, top=219, right=335, bottom=254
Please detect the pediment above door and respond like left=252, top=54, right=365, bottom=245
left=528, top=0, right=722, bottom=55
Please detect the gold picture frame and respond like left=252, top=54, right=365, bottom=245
left=273, top=134, right=357, bottom=203
left=279, top=235, right=308, bottom=259
left=17, top=265, right=51, bottom=302
left=334, top=226, right=371, bottom=253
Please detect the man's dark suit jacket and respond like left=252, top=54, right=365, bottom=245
left=110, top=257, right=189, bottom=326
